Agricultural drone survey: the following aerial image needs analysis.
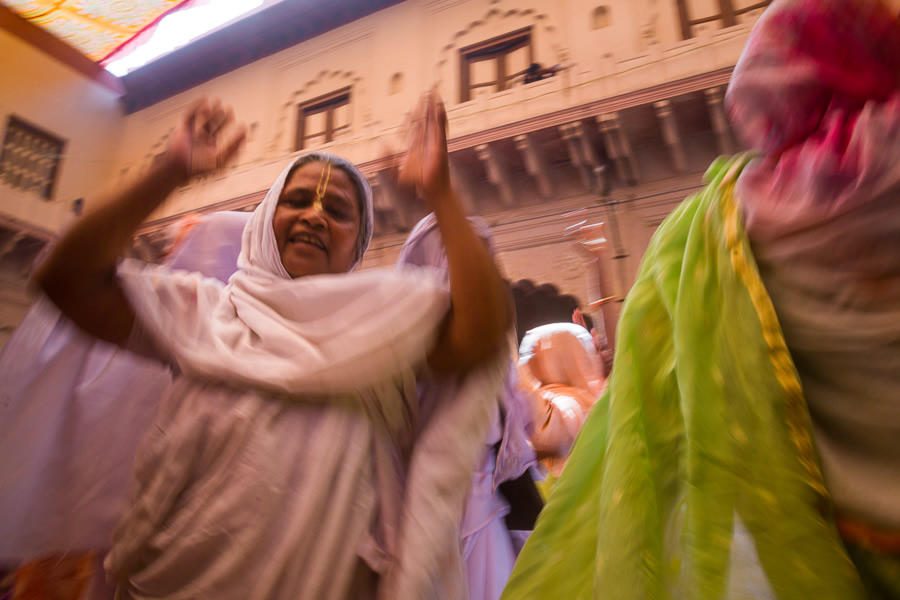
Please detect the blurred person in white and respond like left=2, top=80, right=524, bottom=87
left=517, top=322, right=605, bottom=482
left=0, top=210, right=249, bottom=599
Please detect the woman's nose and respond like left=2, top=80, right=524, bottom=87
left=300, top=206, right=327, bottom=229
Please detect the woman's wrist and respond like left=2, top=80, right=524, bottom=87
left=159, top=152, right=191, bottom=188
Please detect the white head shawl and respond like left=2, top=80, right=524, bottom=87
left=118, top=154, right=448, bottom=396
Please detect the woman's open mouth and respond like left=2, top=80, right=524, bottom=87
left=289, top=232, right=326, bottom=251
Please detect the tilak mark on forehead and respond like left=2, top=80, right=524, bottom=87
left=314, top=161, right=332, bottom=213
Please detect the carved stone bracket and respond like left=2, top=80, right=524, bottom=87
left=704, top=86, right=735, bottom=155
left=475, top=143, right=515, bottom=207
left=596, top=113, right=639, bottom=185
left=514, top=133, right=552, bottom=199
left=558, top=122, right=593, bottom=191
left=653, top=99, right=687, bottom=173
left=449, top=156, right=477, bottom=214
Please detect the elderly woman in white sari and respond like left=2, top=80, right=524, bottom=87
left=30, top=92, right=512, bottom=600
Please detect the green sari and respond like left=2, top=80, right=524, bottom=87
left=501, top=156, right=867, bottom=600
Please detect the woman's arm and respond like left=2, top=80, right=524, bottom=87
left=33, top=99, right=245, bottom=346
left=429, top=184, right=512, bottom=372
left=402, top=91, right=512, bottom=372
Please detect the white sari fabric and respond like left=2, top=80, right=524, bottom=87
left=0, top=296, right=171, bottom=564
left=106, top=155, right=505, bottom=599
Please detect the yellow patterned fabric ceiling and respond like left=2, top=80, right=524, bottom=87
left=2, top=0, right=191, bottom=61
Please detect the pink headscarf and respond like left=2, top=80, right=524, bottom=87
left=728, top=0, right=900, bottom=157
left=728, top=0, right=900, bottom=270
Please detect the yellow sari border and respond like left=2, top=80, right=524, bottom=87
left=718, top=173, right=829, bottom=501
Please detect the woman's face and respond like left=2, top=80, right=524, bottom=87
left=273, top=161, right=361, bottom=278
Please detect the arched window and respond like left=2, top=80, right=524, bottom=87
left=592, top=6, right=611, bottom=30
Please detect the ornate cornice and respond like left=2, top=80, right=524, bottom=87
left=136, top=68, right=733, bottom=235
left=357, top=66, right=734, bottom=173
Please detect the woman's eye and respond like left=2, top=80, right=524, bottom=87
left=280, top=196, right=352, bottom=221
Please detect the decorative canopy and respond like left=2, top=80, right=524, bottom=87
left=1, top=0, right=191, bottom=61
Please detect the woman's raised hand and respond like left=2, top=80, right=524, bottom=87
left=35, top=97, right=244, bottom=348
left=399, top=89, right=452, bottom=205
left=165, top=98, right=247, bottom=185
